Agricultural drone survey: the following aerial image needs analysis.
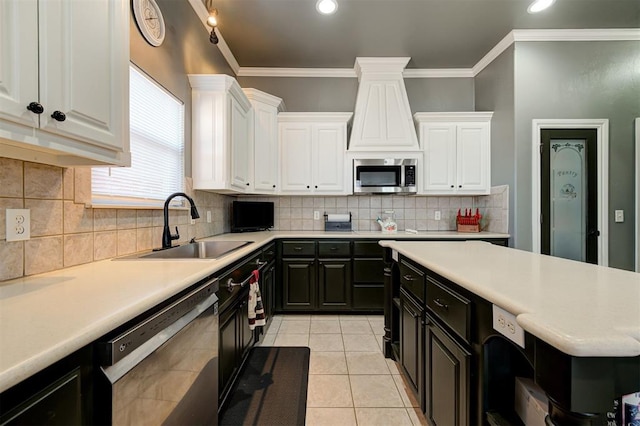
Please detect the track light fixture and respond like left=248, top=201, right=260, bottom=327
left=205, top=0, right=219, bottom=44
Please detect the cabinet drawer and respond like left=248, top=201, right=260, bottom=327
left=353, top=259, right=384, bottom=283
left=426, top=277, right=471, bottom=343
left=399, top=259, right=425, bottom=304
left=353, top=241, right=384, bottom=257
left=318, top=241, right=351, bottom=257
left=282, top=241, right=316, bottom=257
left=261, top=243, right=276, bottom=262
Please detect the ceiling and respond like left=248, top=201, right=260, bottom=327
left=212, top=0, right=640, bottom=69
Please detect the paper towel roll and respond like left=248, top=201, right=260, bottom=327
left=326, top=214, right=350, bottom=222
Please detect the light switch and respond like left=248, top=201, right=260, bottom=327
left=435, top=211, right=441, bottom=221
left=314, top=211, right=320, bottom=220
left=615, top=210, right=624, bottom=223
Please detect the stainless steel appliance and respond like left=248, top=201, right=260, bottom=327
left=353, top=158, right=417, bottom=194
left=97, top=277, right=219, bottom=425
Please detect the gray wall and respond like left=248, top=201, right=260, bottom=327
left=130, top=0, right=235, bottom=176
left=474, top=46, right=516, bottom=246
left=513, top=41, right=640, bottom=270
left=237, top=76, right=474, bottom=113
left=405, top=78, right=475, bottom=113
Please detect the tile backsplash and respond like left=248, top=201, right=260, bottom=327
left=241, top=184, right=509, bottom=234
left=0, top=156, right=508, bottom=282
left=0, top=158, right=231, bottom=282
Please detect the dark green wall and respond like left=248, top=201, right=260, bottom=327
left=129, top=0, right=235, bottom=176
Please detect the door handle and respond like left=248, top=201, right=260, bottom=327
left=403, top=274, right=415, bottom=281
left=588, top=229, right=600, bottom=237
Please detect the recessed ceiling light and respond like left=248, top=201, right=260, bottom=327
left=528, top=0, right=555, bottom=13
left=316, top=0, right=338, bottom=15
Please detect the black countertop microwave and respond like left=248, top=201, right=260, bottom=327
left=353, top=158, right=417, bottom=194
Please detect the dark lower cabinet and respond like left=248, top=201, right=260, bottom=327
left=352, top=241, right=385, bottom=310
left=219, top=289, right=254, bottom=404
left=425, top=315, right=471, bottom=426
left=0, top=368, right=82, bottom=425
left=0, top=347, right=92, bottom=425
left=219, top=305, right=238, bottom=395
left=318, top=260, right=351, bottom=310
left=262, top=260, right=276, bottom=321
left=282, top=259, right=316, bottom=310
left=399, top=288, right=424, bottom=409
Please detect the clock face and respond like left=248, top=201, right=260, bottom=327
left=133, top=0, right=166, bottom=47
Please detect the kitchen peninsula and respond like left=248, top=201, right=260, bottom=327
left=379, top=240, right=640, bottom=425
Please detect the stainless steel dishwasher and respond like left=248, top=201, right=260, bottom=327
left=97, top=277, right=219, bottom=425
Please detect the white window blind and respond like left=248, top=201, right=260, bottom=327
left=92, top=65, right=185, bottom=207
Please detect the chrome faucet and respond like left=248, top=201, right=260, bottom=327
left=162, top=192, right=200, bottom=250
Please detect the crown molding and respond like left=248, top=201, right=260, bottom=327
left=187, top=0, right=240, bottom=75
left=403, top=68, right=474, bottom=78
left=237, top=67, right=475, bottom=78
left=513, top=28, right=640, bottom=42
left=242, top=88, right=286, bottom=111
left=183, top=2, right=640, bottom=81
left=471, top=28, right=640, bottom=76
left=413, top=111, right=494, bottom=123
left=278, top=112, right=353, bottom=123
left=237, top=67, right=357, bottom=78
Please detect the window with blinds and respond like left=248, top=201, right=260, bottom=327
left=92, top=65, right=185, bottom=207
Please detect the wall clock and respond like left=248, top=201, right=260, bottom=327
left=132, top=0, right=166, bottom=47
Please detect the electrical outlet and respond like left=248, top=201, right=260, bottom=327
left=435, top=211, right=441, bottom=221
left=190, top=218, right=196, bottom=225
left=492, top=304, right=524, bottom=348
left=615, top=210, right=624, bottom=223
left=6, top=209, right=30, bottom=242
left=207, top=211, right=212, bottom=223
left=314, top=211, right=320, bottom=220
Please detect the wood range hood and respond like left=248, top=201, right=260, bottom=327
left=348, top=57, right=420, bottom=154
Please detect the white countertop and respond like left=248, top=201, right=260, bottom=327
left=0, top=230, right=507, bottom=393
left=379, top=240, right=640, bottom=358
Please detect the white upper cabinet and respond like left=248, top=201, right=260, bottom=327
left=189, top=75, right=252, bottom=193
left=415, top=112, right=493, bottom=195
left=0, top=0, right=130, bottom=166
left=348, top=58, right=419, bottom=152
left=243, top=89, right=285, bottom=194
left=279, top=113, right=353, bottom=195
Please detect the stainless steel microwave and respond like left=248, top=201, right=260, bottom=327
left=353, top=158, right=417, bottom=194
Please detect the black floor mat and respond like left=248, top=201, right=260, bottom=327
left=220, top=346, right=310, bottom=426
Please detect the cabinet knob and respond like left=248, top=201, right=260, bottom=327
left=273, top=185, right=276, bottom=188
left=26, top=102, right=44, bottom=114
left=51, top=111, right=66, bottom=122
left=246, top=182, right=250, bottom=186
left=315, top=185, right=318, bottom=189
left=458, top=185, right=462, bottom=188
left=306, top=185, right=310, bottom=189
left=450, top=185, right=454, bottom=188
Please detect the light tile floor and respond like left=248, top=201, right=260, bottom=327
left=258, top=314, right=428, bottom=426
